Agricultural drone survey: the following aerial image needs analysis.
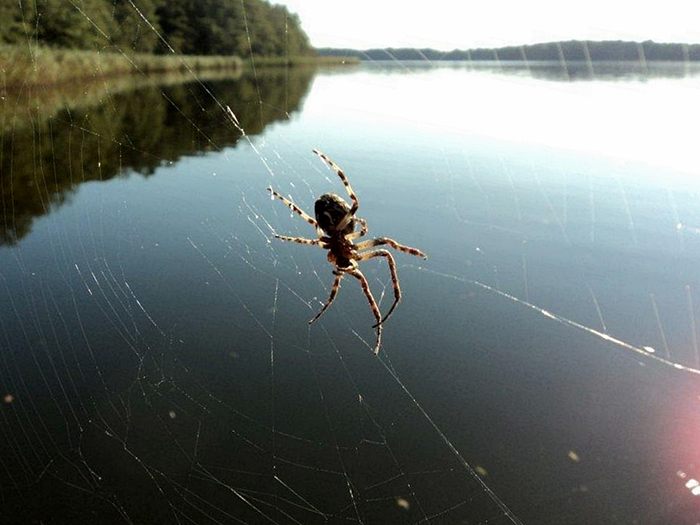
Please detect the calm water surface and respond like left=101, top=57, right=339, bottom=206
left=2, top=62, right=700, bottom=524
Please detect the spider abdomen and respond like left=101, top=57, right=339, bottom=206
left=315, top=193, right=354, bottom=234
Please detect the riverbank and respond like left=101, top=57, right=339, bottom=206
left=0, top=46, right=357, bottom=89
left=251, top=55, right=360, bottom=67
left=0, top=45, right=243, bottom=88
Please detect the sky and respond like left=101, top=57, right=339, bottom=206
left=276, top=0, right=700, bottom=50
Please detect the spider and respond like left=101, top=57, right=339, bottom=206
left=267, top=149, right=427, bottom=355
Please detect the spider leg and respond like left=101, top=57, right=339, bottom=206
left=274, top=235, right=327, bottom=247
left=267, top=187, right=318, bottom=228
left=345, top=218, right=368, bottom=240
left=312, top=149, right=358, bottom=230
left=347, top=268, right=383, bottom=355
left=309, top=271, right=344, bottom=324
left=355, top=237, right=427, bottom=259
left=357, top=249, right=401, bottom=327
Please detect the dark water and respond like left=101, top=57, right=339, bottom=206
left=2, top=62, right=700, bottom=524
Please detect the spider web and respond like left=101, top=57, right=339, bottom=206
left=2, top=3, right=700, bottom=524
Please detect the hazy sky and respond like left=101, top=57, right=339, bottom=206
left=276, top=0, right=700, bottom=50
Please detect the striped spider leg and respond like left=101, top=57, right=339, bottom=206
left=267, top=186, right=326, bottom=244
left=306, top=216, right=366, bottom=324
left=347, top=217, right=368, bottom=240
left=346, top=267, right=383, bottom=354
left=274, top=235, right=327, bottom=247
left=308, top=270, right=343, bottom=324
left=267, top=186, right=319, bottom=230
left=313, top=149, right=359, bottom=231
left=355, top=238, right=427, bottom=327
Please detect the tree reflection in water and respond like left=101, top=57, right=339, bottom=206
left=0, top=68, right=315, bottom=245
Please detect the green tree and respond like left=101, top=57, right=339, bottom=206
left=1, top=0, right=314, bottom=57
left=154, top=0, right=195, bottom=53
left=111, top=0, right=160, bottom=53
left=155, top=0, right=312, bottom=57
left=32, top=0, right=114, bottom=49
left=0, top=0, right=29, bottom=44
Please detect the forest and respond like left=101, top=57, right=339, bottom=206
left=319, top=40, right=700, bottom=62
left=0, top=0, right=313, bottom=57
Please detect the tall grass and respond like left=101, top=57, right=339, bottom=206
left=0, top=45, right=244, bottom=88
left=0, top=45, right=359, bottom=89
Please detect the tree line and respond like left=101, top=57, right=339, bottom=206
left=0, top=0, right=313, bottom=57
left=319, top=40, right=700, bottom=62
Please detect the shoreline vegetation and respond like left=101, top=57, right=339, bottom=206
left=318, top=40, right=700, bottom=62
left=0, top=45, right=357, bottom=89
left=1, top=46, right=243, bottom=89
left=0, top=0, right=359, bottom=89
left=3, top=0, right=696, bottom=91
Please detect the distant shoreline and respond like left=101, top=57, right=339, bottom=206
left=317, top=40, right=700, bottom=62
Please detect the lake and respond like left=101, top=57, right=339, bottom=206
left=2, top=61, right=700, bottom=524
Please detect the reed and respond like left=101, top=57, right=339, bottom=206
left=0, top=45, right=244, bottom=88
left=0, top=45, right=359, bottom=89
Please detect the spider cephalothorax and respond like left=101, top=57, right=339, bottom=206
left=268, top=149, right=427, bottom=355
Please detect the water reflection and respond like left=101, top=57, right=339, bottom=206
left=314, top=61, right=700, bottom=177
left=2, top=61, right=700, bottom=523
left=0, top=68, right=315, bottom=245
left=363, top=60, right=700, bottom=82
